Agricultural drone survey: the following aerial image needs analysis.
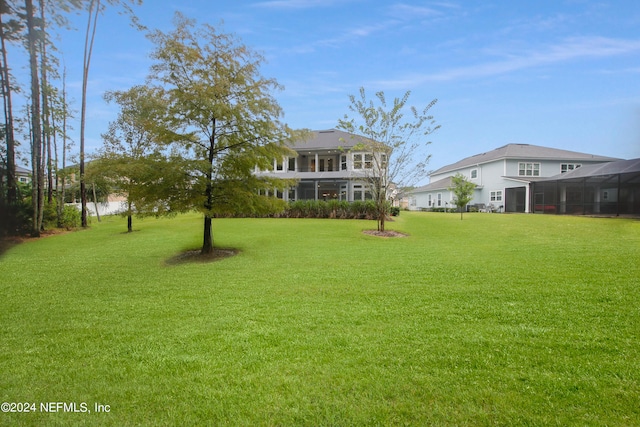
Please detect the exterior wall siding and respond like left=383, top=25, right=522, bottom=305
left=413, top=158, right=619, bottom=212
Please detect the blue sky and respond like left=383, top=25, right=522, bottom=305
left=55, top=0, right=640, bottom=182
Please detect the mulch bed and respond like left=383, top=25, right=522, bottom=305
left=362, top=230, right=408, bottom=238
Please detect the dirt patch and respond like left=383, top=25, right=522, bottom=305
left=363, top=230, right=408, bottom=238
left=165, top=248, right=239, bottom=265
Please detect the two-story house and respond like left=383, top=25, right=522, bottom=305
left=410, top=144, right=619, bottom=213
left=255, top=129, right=386, bottom=202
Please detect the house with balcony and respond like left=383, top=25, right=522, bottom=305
left=255, top=129, right=386, bottom=202
left=409, top=144, right=620, bottom=213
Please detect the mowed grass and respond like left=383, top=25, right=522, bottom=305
left=0, top=212, right=639, bottom=426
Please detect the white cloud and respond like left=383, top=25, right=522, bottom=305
left=253, top=0, right=346, bottom=9
left=375, top=36, right=640, bottom=87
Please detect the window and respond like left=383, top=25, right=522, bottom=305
left=353, top=184, right=363, bottom=200
left=470, top=169, right=478, bottom=179
left=437, top=193, right=442, bottom=207
left=353, top=153, right=374, bottom=169
left=341, top=155, right=347, bottom=170
left=364, top=153, right=373, bottom=169
left=490, top=190, right=503, bottom=202
left=381, top=154, right=388, bottom=169
left=518, top=162, right=540, bottom=176
left=288, top=157, right=296, bottom=171
left=428, top=194, right=432, bottom=207
left=276, top=158, right=284, bottom=171
left=353, top=154, right=363, bottom=170
left=561, top=163, right=581, bottom=173
left=603, top=191, right=609, bottom=200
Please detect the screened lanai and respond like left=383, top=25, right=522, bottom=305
left=530, top=158, right=640, bottom=216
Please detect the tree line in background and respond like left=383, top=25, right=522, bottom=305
left=0, top=0, right=141, bottom=237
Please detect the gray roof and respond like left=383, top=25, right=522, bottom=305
left=288, top=129, right=369, bottom=152
left=412, top=176, right=454, bottom=193
left=542, top=157, right=640, bottom=181
left=0, top=164, right=31, bottom=175
left=431, top=143, right=619, bottom=175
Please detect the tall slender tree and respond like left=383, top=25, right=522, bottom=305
left=25, top=0, right=44, bottom=236
left=78, top=0, right=98, bottom=227
left=338, top=88, right=439, bottom=232
left=0, top=0, right=21, bottom=209
left=38, top=0, right=54, bottom=205
left=78, top=0, right=143, bottom=228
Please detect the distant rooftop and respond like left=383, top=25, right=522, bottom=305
left=431, top=143, right=620, bottom=176
left=543, top=157, right=640, bottom=180
left=288, top=129, right=372, bottom=152
left=412, top=176, right=454, bottom=193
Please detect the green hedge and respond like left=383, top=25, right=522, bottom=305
left=281, top=200, right=379, bottom=219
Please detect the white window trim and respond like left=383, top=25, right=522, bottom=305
left=561, top=163, right=581, bottom=173
left=518, top=162, right=540, bottom=177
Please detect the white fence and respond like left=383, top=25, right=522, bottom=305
left=67, top=201, right=126, bottom=217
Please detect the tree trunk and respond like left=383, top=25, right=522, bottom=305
left=201, top=117, right=216, bottom=255
left=80, top=0, right=100, bottom=228
left=127, top=215, right=132, bottom=233
left=60, top=67, right=68, bottom=225
left=0, top=11, right=16, bottom=207
left=92, top=181, right=101, bottom=222
left=25, top=0, right=43, bottom=236
left=39, top=0, right=53, bottom=205
left=202, top=215, right=213, bottom=254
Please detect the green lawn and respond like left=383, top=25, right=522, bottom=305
left=1, top=212, right=639, bottom=426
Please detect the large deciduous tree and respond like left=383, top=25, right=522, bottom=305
left=146, top=13, right=298, bottom=254
left=337, top=88, right=439, bottom=232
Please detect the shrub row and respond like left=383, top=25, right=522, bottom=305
left=281, top=200, right=379, bottom=219
left=279, top=200, right=401, bottom=219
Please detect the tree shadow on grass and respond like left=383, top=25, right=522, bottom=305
left=165, top=248, right=239, bottom=266
left=0, top=229, right=74, bottom=259
left=0, top=238, right=17, bottom=259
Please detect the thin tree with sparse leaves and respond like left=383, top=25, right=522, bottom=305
left=449, top=173, right=476, bottom=220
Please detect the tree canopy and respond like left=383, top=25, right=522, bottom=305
left=144, top=13, right=301, bottom=254
left=449, top=173, right=476, bottom=220
left=337, top=88, right=439, bottom=232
